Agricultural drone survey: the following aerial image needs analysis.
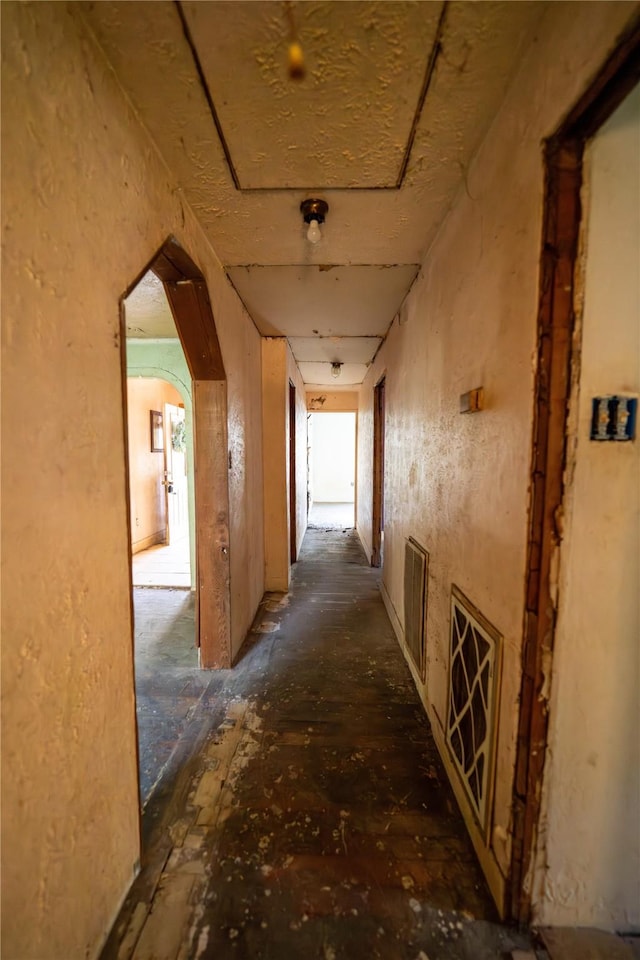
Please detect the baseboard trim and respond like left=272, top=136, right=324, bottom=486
left=92, top=856, right=142, bottom=960
left=131, top=531, right=165, bottom=554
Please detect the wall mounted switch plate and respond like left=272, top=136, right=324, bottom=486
left=590, top=395, right=637, bottom=441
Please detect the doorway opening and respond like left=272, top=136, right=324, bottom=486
left=121, top=236, right=231, bottom=669
left=120, top=237, right=231, bottom=810
left=126, top=377, right=192, bottom=588
left=123, top=277, right=199, bottom=807
left=307, top=412, right=356, bottom=529
left=372, top=376, right=386, bottom=566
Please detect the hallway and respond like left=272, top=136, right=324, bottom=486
left=106, top=528, right=539, bottom=960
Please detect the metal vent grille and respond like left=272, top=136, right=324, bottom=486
left=445, top=586, right=501, bottom=837
left=404, top=538, right=428, bottom=680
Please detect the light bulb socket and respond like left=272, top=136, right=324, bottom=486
left=300, top=198, right=328, bottom=225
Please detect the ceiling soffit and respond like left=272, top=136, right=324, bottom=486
left=226, top=264, right=419, bottom=337
left=180, top=0, right=445, bottom=191
left=298, top=362, right=370, bottom=386
left=287, top=336, right=382, bottom=364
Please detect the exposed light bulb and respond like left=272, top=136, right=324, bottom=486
left=331, top=362, right=341, bottom=379
left=307, top=218, right=321, bottom=244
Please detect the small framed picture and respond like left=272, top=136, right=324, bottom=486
left=150, top=410, right=164, bottom=452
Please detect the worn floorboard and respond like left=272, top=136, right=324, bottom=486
left=104, top=528, right=547, bottom=959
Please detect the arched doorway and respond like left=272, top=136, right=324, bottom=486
left=121, top=236, right=231, bottom=669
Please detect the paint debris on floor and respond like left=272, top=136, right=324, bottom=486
left=108, top=529, right=554, bottom=959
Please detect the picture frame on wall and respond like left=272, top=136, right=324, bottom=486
left=150, top=410, right=164, bottom=452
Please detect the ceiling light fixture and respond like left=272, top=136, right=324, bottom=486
left=300, top=198, right=328, bottom=245
left=331, top=362, right=342, bottom=379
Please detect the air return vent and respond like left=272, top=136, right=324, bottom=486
left=404, top=538, right=428, bottom=681
left=445, top=586, right=501, bottom=838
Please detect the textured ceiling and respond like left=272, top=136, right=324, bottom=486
left=124, top=271, right=177, bottom=339
left=83, top=0, right=547, bottom=383
left=181, top=1, right=444, bottom=190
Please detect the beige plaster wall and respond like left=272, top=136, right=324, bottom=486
left=1, top=4, right=263, bottom=957
left=262, top=339, right=308, bottom=589
left=532, top=84, right=640, bottom=930
left=356, top=1, right=639, bottom=914
left=307, top=390, right=359, bottom=412
left=127, top=377, right=183, bottom=552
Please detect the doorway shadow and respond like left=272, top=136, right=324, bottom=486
left=133, top=587, right=203, bottom=804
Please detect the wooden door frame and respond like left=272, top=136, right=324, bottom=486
left=289, top=381, right=297, bottom=564
left=371, top=376, right=386, bottom=567
left=509, top=18, right=640, bottom=923
left=122, top=236, right=232, bottom=669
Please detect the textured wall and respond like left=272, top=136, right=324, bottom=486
left=533, top=85, right=640, bottom=929
left=1, top=4, right=263, bottom=957
left=356, top=0, right=639, bottom=915
left=307, top=391, right=359, bottom=413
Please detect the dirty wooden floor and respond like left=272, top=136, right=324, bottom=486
left=133, top=588, right=202, bottom=804
left=105, top=528, right=545, bottom=960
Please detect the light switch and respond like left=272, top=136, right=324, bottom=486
left=590, top=395, right=637, bottom=441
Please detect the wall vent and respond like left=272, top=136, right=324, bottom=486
left=445, top=585, right=501, bottom=838
left=404, top=538, right=428, bottom=681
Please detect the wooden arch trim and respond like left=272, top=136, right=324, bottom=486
left=151, top=236, right=226, bottom=381
left=144, top=236, right=231, bottom=668
left=509, top=15, right=640, bottom=924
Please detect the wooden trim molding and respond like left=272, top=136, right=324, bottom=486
left=193, top=380, right=231, bottom=669
left=510, top=137, right=582, bottom=923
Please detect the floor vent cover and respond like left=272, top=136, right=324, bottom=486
left=446, top=586, right=501, bottom=837
left=404, top=538, right=428, bottom=681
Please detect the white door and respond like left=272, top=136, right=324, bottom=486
left=164, top=403, right=189, bottom=544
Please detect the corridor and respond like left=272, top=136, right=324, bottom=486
left=5, top=4, right=640, bottom=955
left=105, top=528, right=539, bottom=960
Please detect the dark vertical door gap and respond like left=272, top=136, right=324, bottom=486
left=372, top=377, right=386, bottom=568
left=289, top=381, right=297, bottom=564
